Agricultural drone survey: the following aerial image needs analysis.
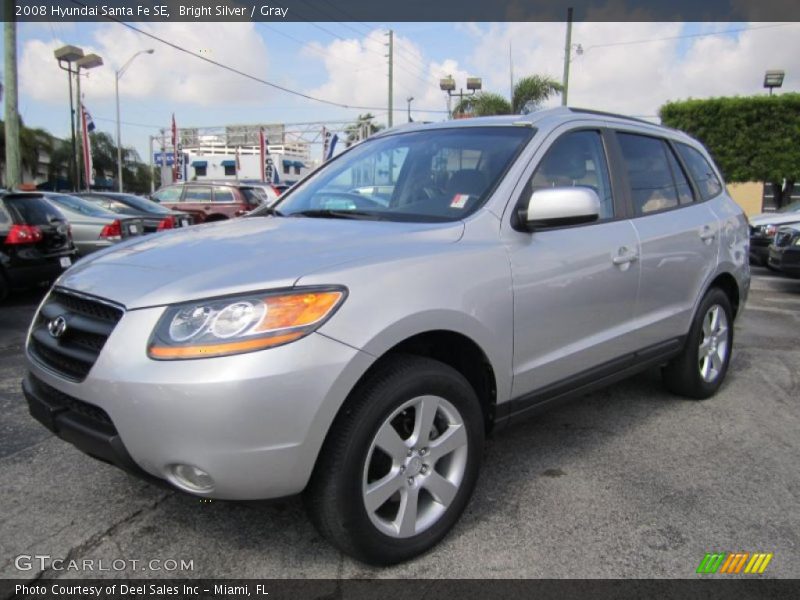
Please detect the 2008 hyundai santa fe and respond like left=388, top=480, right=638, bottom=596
left=23, top=108, right=750, bottom=564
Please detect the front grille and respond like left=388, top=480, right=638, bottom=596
left=774, top=231, right=795, bottom=248
left=28, top=373, right=115, bottom=429
left=29, top=289, right=124, bottom=381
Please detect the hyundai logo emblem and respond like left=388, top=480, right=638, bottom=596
left=48, top=316, right=68, bottom=339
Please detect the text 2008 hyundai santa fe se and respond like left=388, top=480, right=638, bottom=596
left=23, top=108, right=749, bottom=565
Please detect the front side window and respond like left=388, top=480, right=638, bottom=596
left=527, top=130, right=614, bottom=220
left=618, top=133, right=687, bottom=215
left=675, top=143, right=723, bottom=200
left=264, top=127, right=533, bottom=222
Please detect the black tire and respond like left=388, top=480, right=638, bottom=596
left=662, top=287, right=734, bottom=400
left=304, top=354, right=484, bottom=565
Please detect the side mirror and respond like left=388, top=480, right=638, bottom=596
left=519, top=187, right=601, bottom=231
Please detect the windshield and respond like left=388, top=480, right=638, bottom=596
left=46, top=193, right=115, bottom=217
left=106, top=193, right=172, bottom=214
left=259, top=127, right=533, bottom=222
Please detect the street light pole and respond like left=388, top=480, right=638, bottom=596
left=116, top=49, right=154, bottom=192
left=562, top=6, right=573, bottom=106
left=55, top=45, right=85, bottom=191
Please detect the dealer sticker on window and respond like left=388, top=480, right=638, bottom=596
left=450, top=194, right=471, bottom=209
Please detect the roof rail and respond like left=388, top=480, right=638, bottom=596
left=568, top=107, right=660, bottom=127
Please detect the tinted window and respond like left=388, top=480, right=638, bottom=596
left=223, top=165, right=236, bottom=176
left=269, top=127, right=533, bottom=222
left=153, top=186, right=183, bottom=203
left=213, top=187, right=236, bottom=203
left=0, top=204, right=10, bottom=226
left=194, top=165, right=207, bottom=177
left=88, top=198, right=139, bottom=216
left=676, top=143, right=723, bottom=200
left=241, top=188, right=267, bottom=206
left=3, top=195, right=66, bottom=224
left=618, top=134, right=683, bottom=215
left=184, top=187, right=212, bottom=202
left=529, top=130, right=614, bottom=219
left=46, top=194, right=114, bottom=217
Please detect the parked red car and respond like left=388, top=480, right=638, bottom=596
left=151, top=182, right=268, bottom=223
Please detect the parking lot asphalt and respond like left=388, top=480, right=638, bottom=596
left=1, top=268, right=798, bottom=580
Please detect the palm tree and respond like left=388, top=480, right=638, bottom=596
left=452, top=74, right=563, bottom=118
left=453, top=92, right=513, bottom=117
left=344, top=113, right=384, bottom=147
left=512, top=75, right=563, bottom=113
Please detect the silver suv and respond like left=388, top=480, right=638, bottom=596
left=23, top=108, right=750, bottom=565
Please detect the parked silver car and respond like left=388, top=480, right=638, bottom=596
left=23, top=108, right=750, bottom=564
left=42, top=193, right=144, bottom=256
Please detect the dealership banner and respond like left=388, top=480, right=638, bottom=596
left=2, top=0, right=799, bottom=22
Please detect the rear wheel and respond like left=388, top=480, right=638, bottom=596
left=662, top=288, right=733, bottom=399
left=305, top=354, right=484, bottom=565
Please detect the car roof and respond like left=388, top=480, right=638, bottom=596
left=373, top=106, right=694, bottom=144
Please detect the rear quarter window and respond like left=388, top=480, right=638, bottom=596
left=675, top=143, right=724, bottom=200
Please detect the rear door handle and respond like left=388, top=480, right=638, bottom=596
left=612, top=247, right=639, bottom=265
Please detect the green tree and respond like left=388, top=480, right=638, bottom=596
left=453, top=74, right=563, bottom=117
left=660, top=94, right=800, bottom=208
left=344, top=113, right=384, bottom=147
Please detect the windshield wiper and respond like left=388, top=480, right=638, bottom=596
left=288, top=209, right=383, bottom=220
left=250, top=206, right=284, bottom=217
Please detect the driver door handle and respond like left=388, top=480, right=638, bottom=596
left=612, top=247, right=639, bottom=265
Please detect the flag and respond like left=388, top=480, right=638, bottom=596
left=80, top=104, right=94, bottom=188
left=322, top=126, right=329, bottom=160
left=171, top=113, right=178, bottom=182
left=326, top=133, right=339, bottom=161
left=259, top=128, right=266, bottom=183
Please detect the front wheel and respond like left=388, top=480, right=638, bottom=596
left=305, top=355, right=484, bottom=565
left=662, top=288, right=734, bottom=399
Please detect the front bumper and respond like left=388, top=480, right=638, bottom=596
left=768, top=246, right=800, bottom=277
left=25, top=303, right=373, bottom=499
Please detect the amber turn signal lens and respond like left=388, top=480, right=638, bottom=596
left=253, top=291, right=343, bottom=333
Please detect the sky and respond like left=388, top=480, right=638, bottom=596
left=4, top=19, right=800, bottom=162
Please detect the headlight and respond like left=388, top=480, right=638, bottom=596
left=148, top=287, right=347, bottom=360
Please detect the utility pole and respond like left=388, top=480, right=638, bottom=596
left=4, top=15, right=21, bottom=189
left=562, top=6, right=573, bottom=106
left=509, top=41, right=514, bottom=104
left=386, top=29, right=393, bottom=128
left=148, top=135, right=155, bottom=193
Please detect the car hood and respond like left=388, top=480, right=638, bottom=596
left=749, top=212, right=800, bottom=227
left=58, top=216, right=465, bottom=309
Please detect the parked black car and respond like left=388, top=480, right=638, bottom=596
left=0, top=193, right=77, bottom=301
left=767, top=224, right=800, bottom=277
left=77, top=192, right=193, bottom=233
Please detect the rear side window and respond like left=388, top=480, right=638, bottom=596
left=676, top=143, right=723, bottom=200
left=213, top=187, right=236, bottom=203
left=184, top=187, right=212, bottom=202
left=4, top=195, right=66, bottom=224
left=617, top=133, right=688, bottom=215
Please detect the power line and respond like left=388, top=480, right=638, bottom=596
left=582, top=22, right=797, bottom=52
left=68, top=1, right=449, bottom=114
